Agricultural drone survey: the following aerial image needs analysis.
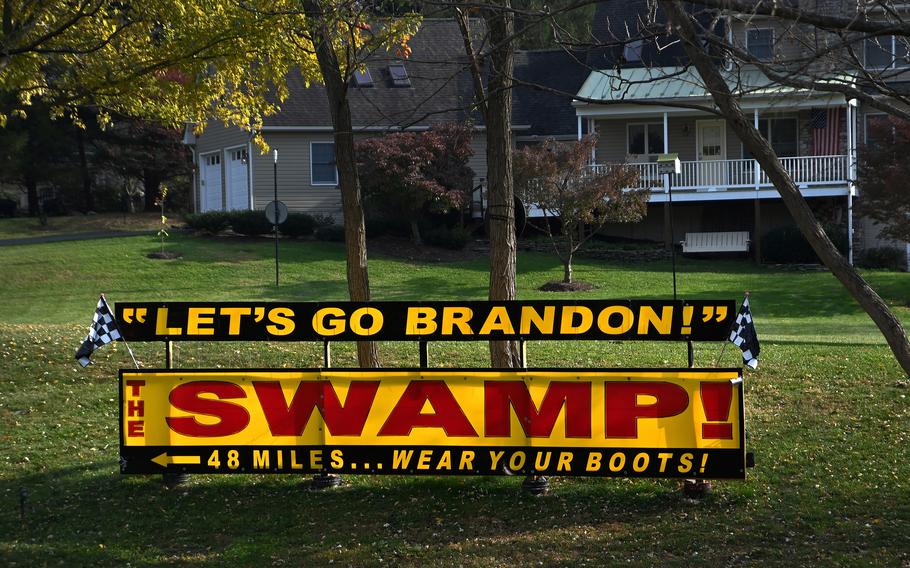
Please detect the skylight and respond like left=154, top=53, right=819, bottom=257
left=388, top=64, right=411, bottom=87
left=353, top=67, right=374, bottom=87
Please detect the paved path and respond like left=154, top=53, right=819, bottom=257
left=0, top=230, right=156, bottom=246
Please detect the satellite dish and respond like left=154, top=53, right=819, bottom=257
left=265, top=201, right=288, bottom=225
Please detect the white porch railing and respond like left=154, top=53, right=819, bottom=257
left=590, top=155, right=848, bottom=192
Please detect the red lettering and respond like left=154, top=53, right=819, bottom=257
left=126, top=380, right=145, bottom=397
left=484, top=381, right=591, bottom=438
left=378, top=381, right=477, bottom=437
left=253, top=380, right=379, bottom=436
left=127, top=420, right=144, bottom=437
left=605, top=381, right=688, bottom=438
left=166, top=381, right=249, bottom=437
left=127, top=399, right=144, bottom=417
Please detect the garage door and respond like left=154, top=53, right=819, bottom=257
left=225, top=148, right=249, bottom=211
left=200, top=153, right=223, bottom=212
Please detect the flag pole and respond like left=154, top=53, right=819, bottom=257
left=101, top=294, right=140, bottom=369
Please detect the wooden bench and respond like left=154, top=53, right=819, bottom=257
left=681, top=231, right=750, bottom=253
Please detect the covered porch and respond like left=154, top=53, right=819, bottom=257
left=573, top=66, right=860, bottom=261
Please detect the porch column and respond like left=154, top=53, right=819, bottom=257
left=663, top=112, right=672, bottom=250
left=753, top=108, right=760, bottom=191
left=577, top=115, right=583, bottom=141
left=588, top=118, right=596, bottom=162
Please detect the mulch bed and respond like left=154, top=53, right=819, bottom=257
left=538, top=280, right=595, bottom=292
left=146, top=251, right=183, bottom=260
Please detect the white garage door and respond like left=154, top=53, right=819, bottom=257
left=200, top=153, right=223, bottom=212
left=225, top=148, right=249, bottom=211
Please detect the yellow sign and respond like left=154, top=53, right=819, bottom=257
left=120, top=369, right=745, bottom=478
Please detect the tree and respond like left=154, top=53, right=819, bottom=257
left=455, top=1, right=521, bottom=368
left=357, top=123, right=474, bottom=245
left=514, top=136, right=647, bottom=285
left=857, top=117, right=910, bottom=243
left=658, top=0, right=910, bottom=376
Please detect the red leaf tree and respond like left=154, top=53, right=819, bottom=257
left=356, top=122, right=475, bottom=245
left=515, top=136, right=647, bottom=285
left=858, top=117, right=910, bottom=243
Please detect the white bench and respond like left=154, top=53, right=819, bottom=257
left=681, top=231, right=750, bottom=253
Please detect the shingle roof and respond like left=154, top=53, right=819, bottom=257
left=263, top=19, right=480, bottom=130
left=512, top=49, right=591, bottom=137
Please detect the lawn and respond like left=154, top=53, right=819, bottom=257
left=0, top=212, right=172, bottom=240
left=0, top=232, right=908, bottom=567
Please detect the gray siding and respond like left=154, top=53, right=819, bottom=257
left=593, top=117, right=741, bottom=163
left=469, top=134, right=488, bottom=187
left=254, top=132, right=342, bottom=215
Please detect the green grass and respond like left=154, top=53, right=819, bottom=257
left=0, top=212, right=170, bottom=240
left=1, top=234, right=909, bottom=567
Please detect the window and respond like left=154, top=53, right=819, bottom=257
left=623, top=39, right=644, bottom=62
left=627, top=123, right=665, bottom=158
left=353, top=67, right=374, bottom=87
left=743, top=118, right=798, bottom=158
left=388, top=64, right=411, bottom=87
left=864, top=35, right=910, bottom=69
left=746, top=28, right=774, bottom=61
left=311, top=142, right=337, bottom=185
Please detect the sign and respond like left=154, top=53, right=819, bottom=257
left=265, top=200, right=288, bottom=225
left=115, top=300, right=736, bottom=342
left=120, top=368, right=746, bottom=479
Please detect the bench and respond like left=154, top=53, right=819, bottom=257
left=681, top=231, right=750, bottom=253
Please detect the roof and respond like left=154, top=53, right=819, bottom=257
left=575, top=66, right=835, bottom=104
left=263, top=19, right=481, bottom=130
left=512, top=49, right=591, bottom=137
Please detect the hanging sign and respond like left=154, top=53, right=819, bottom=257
left=115, top=300, right=735, bottom=342
left=119, top=368, right=745, bottom=479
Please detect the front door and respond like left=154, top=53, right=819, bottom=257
left=696, top=120, right=727, bottom=188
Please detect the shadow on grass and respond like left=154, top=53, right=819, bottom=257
left=1, top=461, right=739, bottom=566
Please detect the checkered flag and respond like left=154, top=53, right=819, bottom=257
left=729, top=296, right=760, bottom=369
left=75, top=295, right=127, bottom=367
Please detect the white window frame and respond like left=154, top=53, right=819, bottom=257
left=745, top=27, right=774, bottom=61
left=864, top=35, right=910, bottom=69
left=626, top=122, right=665, bottom=159
left=310, top=141, right=338, bottom=186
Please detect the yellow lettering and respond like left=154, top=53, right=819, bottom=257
left=509, top=451, right=526, bottom=471
left=638, top=306, right=672, bottom=335
left=560, top=306, right=593, bottom=334
left=632, top=452, right=649, bottom=472
left=678, top=452, right=694, bottom=473
left=253, top=449, right=269, bottom=469
left=290, top=450, right=303, bottom=470
left=489, top=450, right=505, bottom=471
left=349, top=307, right=383, bottom=336
left=436, top=450, right=452, bottom=470
left=417, top=449, right=433, bottom=470
left=310, top=449, right=323, bottom=470
left=520, top=305, right=555, bottom=335
left=597, top=305, right=634, bottom=335
left=608, top=452, right=626, bottom=472
left=220, top=307, right=252, bottom=334
left=187, top=307, right=216, bottom=335
left=441, top=307, right=473, bottom=335
left=155, top=307, right=182, bottom=335
left=267, top=307, right=295, bottom=336
left=313, top=307, right=345, bottom=336
left=657, top=452, right=673, bottom=473
left=459, top=450, right=475, bottom=471
left=277, top=450, right=283, bottom=469
left=406, top=307, right=437, bottom=335
left=393, top=450, right=414, bottom=469
left=479, top=306, right=515, bottom=335
left=556, top=451, right=573, bottom=472
left=330, top=449, right=343, bottom=469
left=534, top=451, right=552, bottom=471
left=586, top=452, right=602, bottom=472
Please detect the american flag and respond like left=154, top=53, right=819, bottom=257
left=810, top=107, right=841, bottom=155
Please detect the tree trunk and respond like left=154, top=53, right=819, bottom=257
left=76, top=127, right=94, bottom=212
left=563, top=258, right=573, bottom=284
left=483, top=2, right=521, bottom=368
left=143, top=169, right=161, bottom=212
left=304, top=0, right=379, bottom=368
left=661, top=0, right=910, bottom=376
left=25, top=177, right=38, bottom=216
left=410, top=219, right=422, bottom=246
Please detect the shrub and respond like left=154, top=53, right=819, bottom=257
left=280, top=213, right=319, bottom=237
left=312, top=214, right=336, bottom=229
left=229, top=210, right=274, bottom=236
left=185, top=211, right=231, bottom=234
left=0, top=198, right=16, bottom=217
left=761, top=224, right=848, bottom=263
left=315, top=224, right=346, bottom=242
left=859, top=247, right=907, bottom=271
left=423, top=226, right=472, bottom=250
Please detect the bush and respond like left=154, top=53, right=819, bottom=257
left=761, top=224, right=848, bottom=263
left=229, top=210, right=274, bottom=236
left=0, top=198, right=16, bottom=217
left=423, top=226, right=472, bottom=250
left=315, top=224, right=346, bottom=242
left=859, top=247, right=907, bottom=271
left=280, top=213, right=319, bottom=237
left=312, top=214, right=336, bottom=229
left=185, top=211, right=231, bottom=234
